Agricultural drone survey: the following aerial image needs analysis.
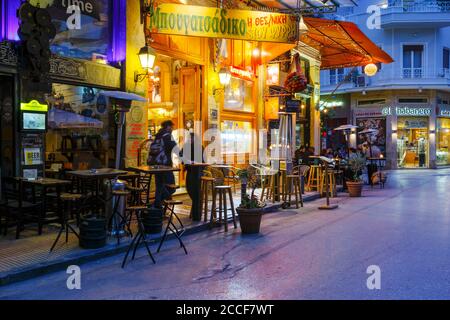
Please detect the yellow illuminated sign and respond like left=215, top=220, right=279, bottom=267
left=147, top=3, right=299, bottom=43
left=20, top=100, right=49, bottom=112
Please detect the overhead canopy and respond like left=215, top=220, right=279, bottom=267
left=99, top=91, right=147, bottom=102
left=48, top=109, right=103, bottom=129
left=300, top=17, right=394, bottom=69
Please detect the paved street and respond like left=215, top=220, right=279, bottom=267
left=1, top=169, right=450, bottom=300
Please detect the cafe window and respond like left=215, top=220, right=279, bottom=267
left=437, top=118, right=450, bottom=166
left=220, top=120, right=254, bottom=155
left=357, top=99, right=386, bottom=107
left=44, top=84, right=116, bottom=170
left=224, top=77, right=254, bottom=112
left=398, top=97, right=428, bottom=104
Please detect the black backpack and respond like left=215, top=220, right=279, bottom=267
left=147, top=133, right=170, bottom=165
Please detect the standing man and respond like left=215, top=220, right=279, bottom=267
left=148, top=120, right=178, bottom=208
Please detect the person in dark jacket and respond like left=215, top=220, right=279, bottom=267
left=150, top=120, right=178, bottom=208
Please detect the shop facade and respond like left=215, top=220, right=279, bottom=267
left=143, top=2, right=323, bottom=175
left=0, top=0, right=149, bottom=178
left=349, top=90, right=450, bottom=169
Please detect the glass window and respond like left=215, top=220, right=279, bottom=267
left=403, top=45, right=423, bottom=78
left=224, top=77, right=254, bottom=112
left=45, top=84, right=115, bottom=170
left=437, top=118, right=450, bottom=166
left=397, top=117, right=429, bottom=168
left=220, top=120, right=253, bottom=155
left=444, top=48, right=450, bottom=70
left=329, top=68, right=344, bottom=85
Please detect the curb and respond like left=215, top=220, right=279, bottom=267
left=0, top=192, right=322, bottom=286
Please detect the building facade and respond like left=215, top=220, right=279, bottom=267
left=320, top=0, right=450, bottom=169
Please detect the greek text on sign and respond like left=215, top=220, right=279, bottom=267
left=147, top=3, right=299, bottom=43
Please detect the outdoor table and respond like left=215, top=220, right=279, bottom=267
left=66, top=168, right=128, bottom=214
left=367, top=157, right=386, bottom=188
left=16, top=177, right=72, bottom=232
left=128, top=165, right=181, bottom=206
left=184, top=163, right=209, bottom=221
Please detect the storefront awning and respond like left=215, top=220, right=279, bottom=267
left=48, top=109, right=104, bottom=129
left=300, top=17, right=394, bottom=69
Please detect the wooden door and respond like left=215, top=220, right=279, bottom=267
left=178, top=66, right=201, bottom=185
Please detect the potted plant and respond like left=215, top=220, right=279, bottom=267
left=346, top=155, right=366, bottom=197
left=236, top=167, right=265, bottom=234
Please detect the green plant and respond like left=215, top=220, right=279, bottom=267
left=239, top=194, right=264, bottom=209
left=236, top=166, right=265, bottom=209
left=348, top=155, right=366, bottom=182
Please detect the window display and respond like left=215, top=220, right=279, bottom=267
left=221, top=120, right=253, bottom=155
left=397, top=117, right=429, bottom=168
left=224, top=77, right=253, bottom=112
left=437, top=118, right=450, bottom=166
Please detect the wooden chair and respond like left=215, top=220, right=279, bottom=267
left=0, top=178, right=42, bottom=239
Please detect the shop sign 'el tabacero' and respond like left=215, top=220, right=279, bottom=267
left=147, top=3, right=299, bottom=43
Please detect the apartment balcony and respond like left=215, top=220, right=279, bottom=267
left=381, top=1, right=450, bottom=28
left=320, top=68, right=450, bottom=94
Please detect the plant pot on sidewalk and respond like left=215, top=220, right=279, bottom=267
left=346, top=181, right=363, bottom=197
left=236, top=207, right=263, bottom=234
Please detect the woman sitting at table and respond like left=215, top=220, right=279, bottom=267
left=147, top=120, right=178, bottom=208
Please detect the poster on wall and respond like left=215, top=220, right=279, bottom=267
left=47, top=0, right=110, bottom=60
left=356, top=117, right=386, bottom=156
left=24, top=148, right=43, bottom=166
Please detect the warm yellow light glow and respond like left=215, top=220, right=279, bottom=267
left=138, top=46, right=156, bottom=70
left=364, top=63, right=378, bottom=77
left=218, top=67, right=231, bottom=86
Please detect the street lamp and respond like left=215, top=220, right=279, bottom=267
left=218, top=67, right=231, bottom=86
left=364, top=63, right=378, bottom=77
left=214, top=67, right=231, bottom=95
left=134, top=45, right=157, bottom=83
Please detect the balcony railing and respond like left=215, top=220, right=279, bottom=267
left=402, top=68, right=423, bottom=79
left=323, top=68, right=450, bottom=87
left=387, top=0, right=450, bottom=13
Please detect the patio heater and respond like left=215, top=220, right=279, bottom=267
left=334, top=124, right=358, bottom=158
left=273, top=112, right=295, bottom=206
left=99, top=91, right=147, bottom=236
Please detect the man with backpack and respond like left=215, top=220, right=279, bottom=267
left=148, top=120, right=178, bottom=208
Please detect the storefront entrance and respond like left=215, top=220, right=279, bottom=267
left=0, top=76, right=15, bottom=179
left=397, top=117, right=429, bottom=168
left=148, top=58, right=202, bottom=187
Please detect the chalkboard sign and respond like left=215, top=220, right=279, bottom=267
left=285, top=99, right=300, bottom=113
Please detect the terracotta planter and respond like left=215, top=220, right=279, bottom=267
left=236, top=207, right=263, bottom=234
left=347, top=181, right=363, bottom=197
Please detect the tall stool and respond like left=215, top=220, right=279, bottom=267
left=307, top=165, right=322, bottom=191
left=200, top=176, right=216, bottom=222
left=319, top=170, right=337, bottom=197
left=50, top=193, right=82, bottom=252
left=122, top=206, right=156, bottom=268
left=210, top=185, right=237, bottom=232
left=282, top=174, right=303, bottom=209
left=157, top=199, right=187, bottom=254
